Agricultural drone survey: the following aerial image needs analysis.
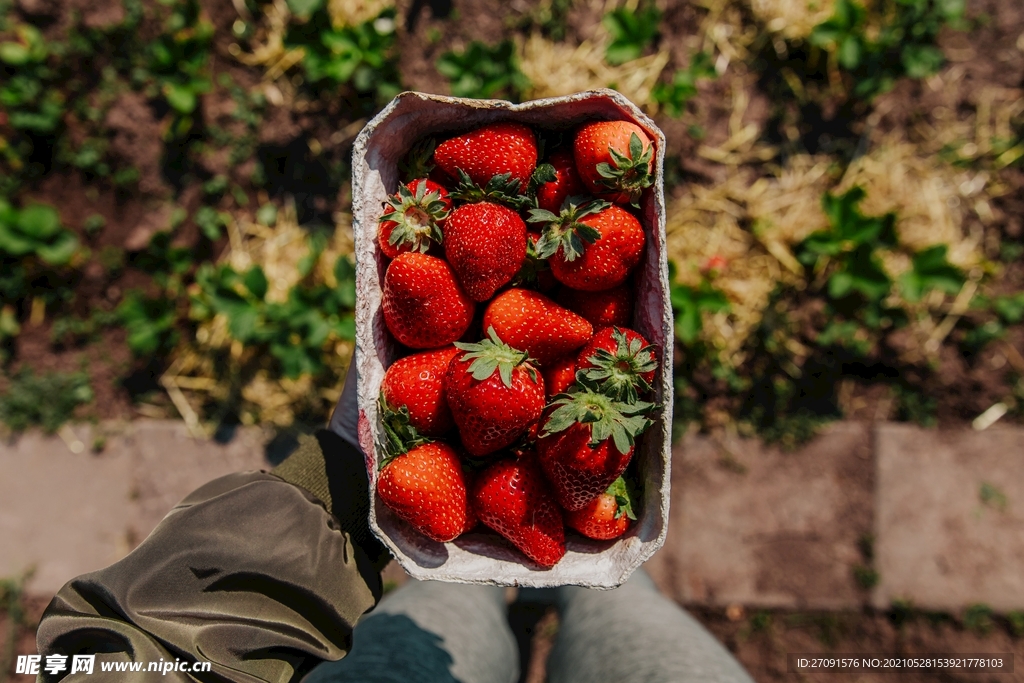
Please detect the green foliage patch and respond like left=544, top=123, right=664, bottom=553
left=437, top=40, right=529, bottom=102
left=0, top=368, right=93, bottom=433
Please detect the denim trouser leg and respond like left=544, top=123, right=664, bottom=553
left=547, top=568, right=754, bottom=683
left=304, top=579, right=518, bottom=683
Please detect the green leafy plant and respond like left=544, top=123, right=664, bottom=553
left=899, top=245, right=964, bottom=301
left=51, top=308, right=119, bottom=347
left=853, top=564, right=880, bottom=589
left=138, top=0, right=213, bottom=117
left=194, top=206, right=227, bottom=241
left=602, top=3, right=661, bottom=65
left=670, top=270, right=730, bottom=345
left=810, top=0, right=965, bottom=99
left=0, top=199, right=78, bottom=265
left=894, top=383, right=937, bottom=426
left=0, top=368, right=93, bottom=433
left=1008, top=611, right=1024, bottom=637
left=286, top=8, right=401, bottom=108
left=798, top=187, right=897, bottom=302
left=979, top=482, right=1008, bottom=512
left=652, top=52, right=716, bottom=117
left=190, top=255, right=356, bottom=378
left=437, top=40, right=529, bottom=101
left=963, top=603, right=994, bottom=635
left=130, top=230, right=194, bottom=292
left=0, top=24, right=64, bottom=135
left=117, top=289, right=181, bottom=357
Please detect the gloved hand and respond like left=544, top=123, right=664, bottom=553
left=272, top=363, right=391, bottom=573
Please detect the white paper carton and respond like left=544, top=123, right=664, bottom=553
left=351, top=89, right=672, bottom=588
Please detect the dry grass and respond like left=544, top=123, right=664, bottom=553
left=518, top=33, right=669, bottom=107
left=745, top=0, right=836, bottom=40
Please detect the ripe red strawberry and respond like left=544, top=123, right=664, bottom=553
left=445, top=328, right=546, bottom=456
left=702, top=254, right=728, bottom=274
left=536, top=383, right=654, bottom=511
left=482, top=288, right=592, bottom=366
left=434, top=123, right=538, bottom=187
left=530, top=199, right=645, bottom=292
left=536, top=149, right=584, bottom=213
left=565, top=476, right=636, bottom=540
left=557, top=283, right=633, bottom=328
left=382, top=252, right=475, bottom=349
left=377, top=441, right=471, bottom=543
left=377, top=179, right=451, bottom=259
left=444, top=202, right=527, bottom=301
left=382, top=346, right=460, bottom=436
left=573, top=121, right=654, bottom=205
left=576, top=326, right=657, bottom=402
left=543, top=355, right=577, bottom=398
left=473, top=452, right=566, bottom=567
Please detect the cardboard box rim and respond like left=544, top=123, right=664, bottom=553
left=351, top=89, right=672, bottom=588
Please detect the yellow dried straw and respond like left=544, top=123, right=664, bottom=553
left=518, top=33, right=670, bottom=107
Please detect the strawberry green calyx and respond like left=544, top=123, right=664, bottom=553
left=542, top=379, right=655, bottom=454
left=526, top=163, right=557, bottom=197
left=379, top=181, right=449, bottom=253
left=450, top=169, right=530, bottom=211
left=607, top=476, right=637, bottom=521
left=454, top=326, right=538, bottom=388
left=597, top=132, right=654, bottom=204
left=581, top=327, right=657, bottom=403
left=528, top=197, right=610, bottom=262
left=377, top=392, right=432, bottom=464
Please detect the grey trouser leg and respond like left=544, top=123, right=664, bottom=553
left=305, top=579, right=519, bottom=683
left=547, top=568, right=754, bottom=683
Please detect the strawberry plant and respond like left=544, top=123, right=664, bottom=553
left=669, top=269, right=730, bottom=345
left=898, top=244, right=964, bottom=302
left=0, top=368, right=93, bottom=433
left=0, top=199, right=78, bottom=266
left=118, top=289, right=181, bottom=357
left=652, top=51, right=717, bottom=117
left=797, top=187, right=898, bottom=303
left=190, top=255, right=356, bottom=378
left=286, top=7, right=401, bottom=110
left=137, top=0, right=213, bottom=119
left=436, top=40, right=529, bottom=101
left=809, top=0, right=965, bottom=99
left=602, top=2, right=661, bottom=65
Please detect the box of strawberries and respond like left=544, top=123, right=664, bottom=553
left=350, top=89, right=672, bottom=588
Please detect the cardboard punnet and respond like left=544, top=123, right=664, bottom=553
left=351, top=89, right=672, bottom=587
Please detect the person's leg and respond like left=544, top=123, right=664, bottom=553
left=547, top=568, right=754, bottom=683
left=304, top=578, right=519, bottom=683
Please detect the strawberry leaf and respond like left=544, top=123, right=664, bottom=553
left=594, top=132, right=654, bottom=206
left=529, top=196, right=609, bottom=262
left=580, top=327, right=658, bottom=402
left=542, top=383, right=656, bottom=454
left=377, top=392, right=432, bottom=464
left=526, top=163, right=557, bottom=197
left=454, top=326, right=536, bottom=388
left=608, top=476, right=637, bottom=521
left=450, top=169, right=530, bottom=210
left=379, top=180, right=449, bottom=253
